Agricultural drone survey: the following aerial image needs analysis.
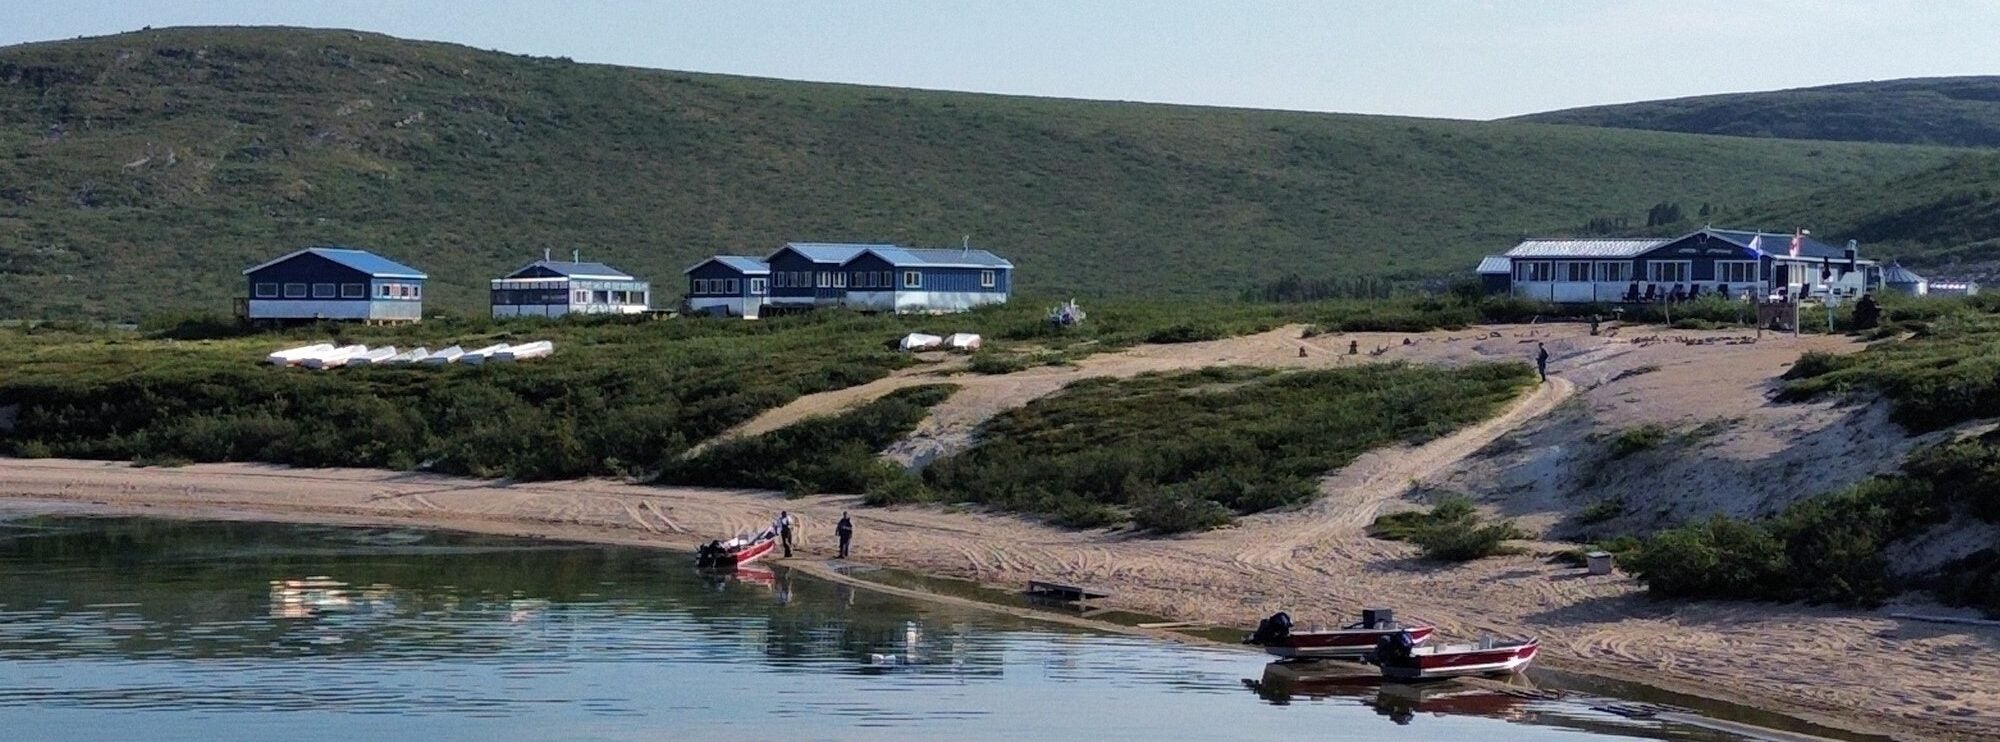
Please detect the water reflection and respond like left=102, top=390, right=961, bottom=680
left=0, top=516, right=1756, bottom=741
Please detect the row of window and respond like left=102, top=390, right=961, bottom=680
left=254, top=282, right=422, bottom=300
left=490, top=289, right=650, bottom=305
left=1511, top=260, right=1759, bottom=284
left=765, top=270, right=999, bottom=290
left=691, top=278, right=770, bottom=295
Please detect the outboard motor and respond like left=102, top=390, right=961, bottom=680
left=1369, top=630, right=1415, bottom=665
left=1246, top=611, right=1293, bottom=645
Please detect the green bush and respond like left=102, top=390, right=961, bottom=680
left=1131, top=490, right=1236, bottom=533
left=664, top=384, right=957, bottom=495
left=1577, top=497, right=1626, bottom=525
left=1369, top=494, right=1525, bottom=562
left=862, top=476, right=935, bottom=507
left=1608, top=425, right=1668, bottom=458
left=967, top=351, right=1031, bottom=374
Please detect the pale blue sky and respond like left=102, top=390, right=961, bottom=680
left=2, top=0, right=1996, bottom=119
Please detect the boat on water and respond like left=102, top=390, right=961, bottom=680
left=1244, top=608, right=1435, bottom=660
left=1374, top=635, right=1538, bottom=680
left=695, top=529, right=778, bottom=569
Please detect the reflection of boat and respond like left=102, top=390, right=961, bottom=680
left=1245, top=608, right=1434, bottom=660
left=268, top=577, right=354, bottom=618
left=733, top=564, right=776, bottom=587
left=1374, top=682, right=1526, bottom=719
left=1377, top=636, right=1539, bottom=680
left=695, top=529, right=777, bottom=568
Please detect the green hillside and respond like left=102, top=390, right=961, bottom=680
left=0, top=27, right=1960, bottom=319
left=1732, top=152, right=2000, bottom=273
left=1514, top=77, right=2000, bottom=148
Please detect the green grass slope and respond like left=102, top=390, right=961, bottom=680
left=1515, top=77, right=2000, bottom=148
left=0, top=27, right=1959, bottom=319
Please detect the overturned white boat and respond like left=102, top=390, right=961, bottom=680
left=344, top=346, right=399, bottom=367
left=384, top=347, right=430, bottom=364
left=493, top=340, right=553, bottom=362
left=458, top=343, right=512, bottom=365
left=265, top=343, right=334, bottom=366
left=899, top=333, right=944, bottom=351
left=302, top=344, right=369, bottom=370
left=946, top=332, right=983, bottom=351
left=419, top=345, right=465, bottom=365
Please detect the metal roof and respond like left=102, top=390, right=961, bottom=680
left=1503, top=238, right=1668, bottom=259
left=242, top=247, right=427, bottom=278
left=1882, top=262, right=1928, bottom=284
left=775, top=242, right=893, bottom=263
left=1476, top=256, right=1512, bottom=274
left=1703, top=229, right=1850, bottom=260
left=683, top=255, right=771, bottom=275
left=505, top=260, right=634, bottom=280
left=858, top=246, right=1013, bottom=269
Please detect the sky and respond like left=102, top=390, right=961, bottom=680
left=2, top=0, right=1998, bottom=120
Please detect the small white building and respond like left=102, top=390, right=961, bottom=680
left=490, top=254, right=650, bottom=318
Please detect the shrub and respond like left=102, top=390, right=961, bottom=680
left=1369, top=494, right=1525, bottom=562
left=968, top=352, right=1030, bottom=375
left=1131, top=490, right=1236, bottom=533
left=1577, top=497, right=1625, bottom=525
left=1607, top=424, right=1667, bottom=458
left=863, top=475, right=934, bottom=507
left=664, top=384, right=957, bottom=495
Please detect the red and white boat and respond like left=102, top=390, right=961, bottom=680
left=1244, top=609, right=1435, bottom=661
left=1375, top=636, right=1538, bottom=680
left=695, top=529, right=777, bottom=569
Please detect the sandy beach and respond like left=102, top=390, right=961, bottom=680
left=3, top=324, right=1995, bottom=741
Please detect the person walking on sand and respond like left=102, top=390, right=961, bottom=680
left=1535, top=342, right=1549, bottom=382
left=835, top=512, right=854, bottom=559
left=776, top=511, right=795, bottom=558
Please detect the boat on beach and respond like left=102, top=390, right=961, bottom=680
left=695, top=529, right=778, bottom=569
left=458, top=343, right=512, bottom=365
left=419, top=345, right=465, bottom=365
left=344, top=346, right=399, bottom=367
left=1244, top=608, right=1436, bottom=660
left=302, top=344, right=368, bottom=369
left=1374, top=635, right=1538, bottom=680
left=493, top=340, right=553, bottom=362
left=265, top=343, right=334, bottom=366
left=384, top=347, right=430, bottom=364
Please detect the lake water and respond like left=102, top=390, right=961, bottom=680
left=0, top=515, right=1771, bottom=741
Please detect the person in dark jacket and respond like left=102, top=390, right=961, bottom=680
left=776, top=510, right=795, bottom=557
left=1536, top=342, right=1549, bottom=382
left=835, top=512, right=854, bottom=559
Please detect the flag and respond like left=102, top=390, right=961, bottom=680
left=1789, top=230, right=1803, bottom=258
left=1747, top=235, right=1763, bottom=254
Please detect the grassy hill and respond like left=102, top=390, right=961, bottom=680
left=0, top=27, right=1960, bottom=319
left=1730, top=152, right=2000, bottom=275
left=1514, top=77, right=2000, bottom=148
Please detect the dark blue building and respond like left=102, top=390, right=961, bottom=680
left=241, top=247, right=427, bottom=324
left=841, top=246, right=1013, bottom=313
left=763, top=242, right=884, bottom=309
left=1481, top=227, right=1878, bottom=304
left=681, top=255, right=770, bottom=318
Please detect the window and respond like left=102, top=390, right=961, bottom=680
left=255, top=282, right=279, bottom=298
left=1558, top=261, right=1591, bottom=282
left=816, top=271, right=831, bottom=288
left=832, top=271, right=847, bottom=288
left=311, top=283, right=336, bottom=298
left=284, top=283, right=308, bottom=298
left=1511, top=261, right=1552, bottom=282
left=903, top=271, right=922, bottom=289
left=380, top=284, right=393, bottom=298
left=593, top=290, right=609, bottom=304
left=692, top=279, right=706, bottom=294
left=725, top=278, right=739, bottom=294
left=749, top=278, right=766, bottom=295
left=1593, top=262, right=1633, bottom=282
left=412, top=285, right=421, bottom=299
left=340, top=283, right=364, bottom=299
left=980, top=270, right=996, bottom=288
left=880, top=271, right=893, bottom=288
left=575, top=290, right=589, bottom=303
left=1647, top=261, right=1690, bottom=283
left=1716, top=261, right=1759, bottom=283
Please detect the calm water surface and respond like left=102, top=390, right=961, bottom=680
left=0, top=516, right=1755, bottom=741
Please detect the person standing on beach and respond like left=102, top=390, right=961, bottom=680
left=1536, top=342, right=1549, bottom=382
left=776, top=511, right=795, bottom=557
left=835, top=512, right=854, bottom=559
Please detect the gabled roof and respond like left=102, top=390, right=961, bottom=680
left=771, top=242, right=891, bottom=264
left=1701, top=229, right=1850, bottom=260
left=1882, top=262, right=1928, bottom=284
left=683, top=255, right=771, bottom=275
left=856, top=246, right=1013, bottom=270
left=1476, top=256, right=1512, bottom=274
left=505, top=259, right=634, bottom=280
left=1504, top=238, right=1667, bottom=259
left=242, top=247, right=427, bottom=278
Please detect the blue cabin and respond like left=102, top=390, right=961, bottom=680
left=1481, top=227, right=1878, bottom=304
left=491, top=253, right=650, bottom=318
left=241, top=246, right=427, bottom=324
left=764, top=242, right=885, bottom=309
left=681, top=255, right=770, bottom=318
left=842, top=246, right=1013, bottom=313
